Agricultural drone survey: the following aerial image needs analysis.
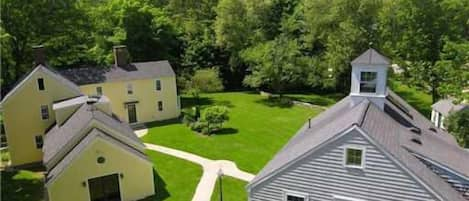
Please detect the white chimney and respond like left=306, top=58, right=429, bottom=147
left=349, top=48, right=390, bottom=110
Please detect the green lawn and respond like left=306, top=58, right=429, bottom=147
left=389, top=80, right=433, bottom=118
left=144, top=150, right=202, bottom=201
left=142, top=92, right=322, bottom=173
left=211, top=176, right=247, bottom=201
left=1, top=170, right=45, bottom=201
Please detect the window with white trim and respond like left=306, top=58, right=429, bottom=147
left=158, top=101, right=163, bottom=111
left=37, top=78, right=45, bottom=91
left=156, top=80, right=161, bottom=91
left=35, top=135, right=43, bottom=149
left=40, top=105, right=49, bottom=120
left=127, top=83, right=133, bottom=95
left=344, top=146, right=364, bottom=168
left=96, top=86, right=103, bottom=95
left=284, top=191, right=308, bottom=201
left=359, top=72, right=377, bottom=93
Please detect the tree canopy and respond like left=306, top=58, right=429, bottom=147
left=1, top=0, right=468, bottom=101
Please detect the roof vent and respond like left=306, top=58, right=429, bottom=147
left=411, top=137, right=422, bottom=145
left=429, top=127, right=437, bottom=132
left=409, top=127, right=421, bottom=135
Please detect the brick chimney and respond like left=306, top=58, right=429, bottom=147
left=113, top=45, right=130, bottom=68
left=32, top=45, right=46, bottom=66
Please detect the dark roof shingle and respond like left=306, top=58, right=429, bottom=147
left=59, top=60, right=175, bottom=85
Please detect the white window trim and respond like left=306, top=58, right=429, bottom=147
left=96, top=86, right=103, bottom=95
left=40, top=105, right=49, bottom=121
left=358, top=70, right=378, bottom=94
left=156, top=79, right=162, bottom=91
left=343, top=145, right=366, bottom=169
left=37, top=77, right=45, bottom=91
left=127, top=83, right=133, bottom=95
left=333, top=195, right=366, bottom=201
left=34, top=135, right=43, bottom=149
left=283, top=189, right=309, bottom=201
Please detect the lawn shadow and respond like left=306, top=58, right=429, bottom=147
left=255, top=97, right=293, bottom=108
left=145, top=118, right=182, bottom=128
left=213, top=100, right=235, bottom=108
left=1, top=170, right=45, bottom=201
left=213, top=127, right=238, bottom=135
left=181, top=96, right=214, bottom=109
left=140, top=169, right=170, bottom=201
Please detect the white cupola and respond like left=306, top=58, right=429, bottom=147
left=350, top=48, right=390, bottom=110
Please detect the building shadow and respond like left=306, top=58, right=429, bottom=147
left=140, top=169, right=170, bottom=201
left=255, top=97, right=294, bottom=108
left=0, top=170, right=45, bottom=201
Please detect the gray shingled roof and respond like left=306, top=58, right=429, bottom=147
left=59, top=60, right=175, bottom=85
left=45, top=128, right=150, bottom=184
left=43, top=103, right=144, bottom=170
left=249, top=90, right=469, bottom=201
left=432, top=98, right=469, bottom=116
left=351, top=48, right=391, bottom=65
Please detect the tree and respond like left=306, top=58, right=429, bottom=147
left=378, top=0, right=469, bottom=102
left=188, top=69, right=224, bottom=93
left=446, top=109, right=469, bottom=148
left=1, top=0, right=92, bottom=95
left=202, top=106, right=229, bottom=134
left=242, top=35, right=307, bottom=95
left=434, top=40, right=469, bottom=102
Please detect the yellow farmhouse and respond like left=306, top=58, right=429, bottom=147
left=0, top=45, right=185, bottom=200
left=59, top=45, right=181, bottom=124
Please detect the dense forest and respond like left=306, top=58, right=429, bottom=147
left=1, top=0, right=468, bottom=102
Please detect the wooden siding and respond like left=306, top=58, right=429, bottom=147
left=249, top=129, right=438, bottom=201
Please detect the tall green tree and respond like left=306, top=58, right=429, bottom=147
left=242, top=36, right=307, bottom=95
left=378, top=0, right=469, bottom=102
left=1, top=0, right=92, bottom=93
left=446, top=110, right=469, bottom=148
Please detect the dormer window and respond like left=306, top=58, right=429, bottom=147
left=344, top=146, right=365, bottom=168
left=359, top=72, right=377, bottom=93
left=37, top=78, right=45, bottom=91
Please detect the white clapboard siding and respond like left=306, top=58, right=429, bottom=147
left=250, top=130, right=437, bottom=201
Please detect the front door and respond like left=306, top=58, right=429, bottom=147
left=127, top=104, right=137, bottom=123
left=88, top=174, right=121, bottom=201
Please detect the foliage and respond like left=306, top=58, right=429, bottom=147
left=378, top=0, right=469, bottom=102
left=202, top=106, right=229, bottom=128
left=184, top=105, right=229, bottom=135
left=242, top=36, right=308, bottom=94
left=187, top=69, right=224, bottom=93
left=446, top=109, right=469, bottom=148
left=1, top=170, right=44, bottom=201
left=2, top=0, right=468, bottom=100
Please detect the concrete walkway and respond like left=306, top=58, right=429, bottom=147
left=144, top=143, right=255, bottom=201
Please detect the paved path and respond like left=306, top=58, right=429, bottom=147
left=134, top=128, right=149, bottom=137
left=144, top=143, right=255, bottom=201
